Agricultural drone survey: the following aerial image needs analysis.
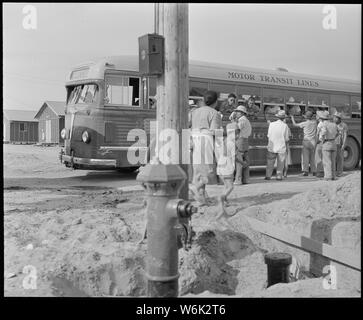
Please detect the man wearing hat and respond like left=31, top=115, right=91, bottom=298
left=314, top=111, right=325, bottom=177
left=318, top=111, right=339, bottom=180
left=265, top=109, right=290, bottom=180
left=333, top=111, right=348, bottom=176
left=233, top=105, right=252, bottom=185
left=291, top=110, right=317, bottom=176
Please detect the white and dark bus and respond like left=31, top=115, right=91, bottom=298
left=60, top=55, right=361, bottom=171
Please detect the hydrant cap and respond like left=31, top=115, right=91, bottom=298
left=136, top=163, right=187, bottom=183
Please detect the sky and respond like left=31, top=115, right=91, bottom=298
left=3, top=3, right=361, bottom=111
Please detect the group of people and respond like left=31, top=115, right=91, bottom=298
left=189, top=90, right=253, bottom=207
left=189, top=90, right=348, bottom=208
left=290, top=108, right=348, bottom=180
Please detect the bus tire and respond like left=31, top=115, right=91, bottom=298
left=343, top=137, right=360, bottom=171
left=117, top=167, right=139, bottom=173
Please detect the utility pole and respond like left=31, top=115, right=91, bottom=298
left=137, top=3, right=194, bottom=297
left=154, top=2, right=189, bottom=200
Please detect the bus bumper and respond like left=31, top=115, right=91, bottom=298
left=59, top=151, right=117, bottom=168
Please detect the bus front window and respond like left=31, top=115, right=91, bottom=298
left=67, top=84, right=98, bottom=105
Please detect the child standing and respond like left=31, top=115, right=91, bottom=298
left=215, top=123, right=239, bottom=220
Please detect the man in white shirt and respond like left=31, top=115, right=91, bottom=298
left=265, top=110, right=290, bottom=180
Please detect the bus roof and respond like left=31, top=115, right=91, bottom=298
left=66, top=55, right=361, bottom=94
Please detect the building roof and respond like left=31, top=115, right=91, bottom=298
left=34, top=101, right=66, bottom=119
left=3, top=109, right=39, bottom=122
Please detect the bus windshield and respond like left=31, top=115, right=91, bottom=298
left=67, top=84, right=99, bottom=105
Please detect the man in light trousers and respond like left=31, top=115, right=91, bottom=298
left=315, top=111, right=325, bottom=178
left=333, top=112, right=348, bottom=176
left=265, top=110, right=290, bottom=181
left=291, top=110, right=317, bottom=176
left=233, top=105, right=252, bottom=185
left=319, top=111, right=339, bottom=180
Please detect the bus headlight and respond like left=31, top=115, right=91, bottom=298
left=82, top=130, right=91, bottom=143
left=61, top=128, right=67, bottom=139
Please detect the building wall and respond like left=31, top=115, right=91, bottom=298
left=9, top=121, right=38, bottom=143
left=37, top=105, right=64, bottom=144
left=3, top=117, right=10, bottom=142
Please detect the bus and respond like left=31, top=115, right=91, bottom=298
left=59, top=55, right=361, bottom=172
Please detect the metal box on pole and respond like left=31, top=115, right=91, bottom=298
left=138, top=33, right=164, bottom=76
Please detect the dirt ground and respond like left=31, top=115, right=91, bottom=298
left=3, top=144, right=361, bottom=297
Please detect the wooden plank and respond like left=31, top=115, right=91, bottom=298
left=245, top=216, right=361, bottom=271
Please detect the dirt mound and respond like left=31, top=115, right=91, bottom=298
left=4, top=170, right=361, bottom=297
left=229, top=172, right=361, bottom=287
left=179, top=229, right=265, bottom=296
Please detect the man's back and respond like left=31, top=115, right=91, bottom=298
left=192, top=106, right=221, bottom=131
left=321, top=121, right=338, bottom=140
left=298, top=119, right=317, bottom=141
left=267, top=120, right=289, bottom=153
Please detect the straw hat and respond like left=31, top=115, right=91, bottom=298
left=275, top=109, right=286, bottom=119
left=319, top=110, right=330, bottom=120
left=334, top=111, right=343, bottom=119
left=234, top=105, right=248, bottom=114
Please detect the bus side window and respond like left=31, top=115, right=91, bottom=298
left=285, top=90, right=307, bottom=117
left=286, top=104, right=305, bottom=117
left=330, top=94, right=351, bottom=119
left=235, top=86, right=262, bottom=121
left=264, top=104, right=283, bottom=122
left=351, top=96, right=361, bottom=118
left=189, top=80, right=208, bottom=97
left=105, top=75, right=140, bottom=107
left=148, top=77, right=157, bottom=109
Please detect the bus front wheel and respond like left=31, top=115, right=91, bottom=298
left=343, top=137, right=360, bottom=171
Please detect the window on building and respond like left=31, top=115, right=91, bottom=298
left=351, top=96, right=361, bottom=118
left=330, top=94, right=351, bottom=119
left=105, top=75, right=140, bottom=106
left=285, top=90, right=307, bottom=117
left=20, top=123, right=25, bottom=132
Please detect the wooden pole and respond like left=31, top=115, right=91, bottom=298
left=155, top=3, right=189, bottom=200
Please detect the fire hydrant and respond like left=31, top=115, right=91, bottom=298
left=137, top=161, right=197, bottom=297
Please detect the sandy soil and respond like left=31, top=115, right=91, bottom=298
left=3, top=144, right=361, bottom=297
